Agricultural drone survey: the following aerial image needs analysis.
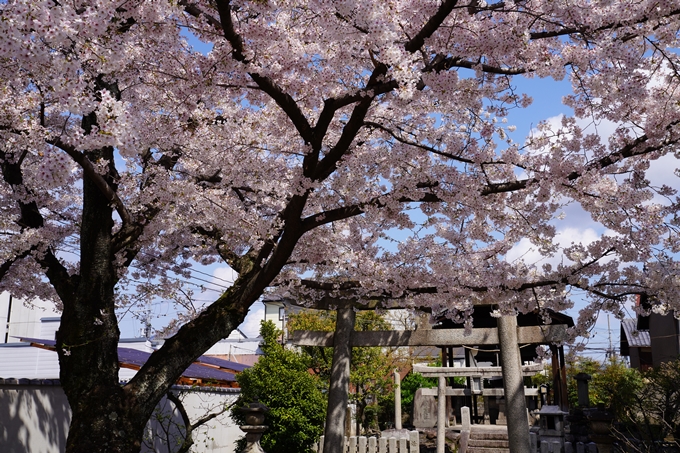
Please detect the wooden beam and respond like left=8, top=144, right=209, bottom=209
left=290, top=325, right=568, bottom=347
left=420, top=387, right=541, bottom=397
left=412, top=363, right=544, bottom=378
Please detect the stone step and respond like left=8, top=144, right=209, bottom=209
left=467, top=447, right=510, bottom=453
left=468, top=439, right=510, bottom=448
left=469, top=432, right=509, bottom=441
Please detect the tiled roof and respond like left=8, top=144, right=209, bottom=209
left=621, top=319, right=651, bottom=348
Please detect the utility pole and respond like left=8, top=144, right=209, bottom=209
left=606, top=315, right=616, bottom=361
left=4, top=294, right=12, bottom=343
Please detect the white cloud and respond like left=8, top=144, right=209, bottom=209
left=646, top=153, right=679, bottom=201
left=238, top=301, right=265, bottom=338
left=210, top=266, right=237, bottom=289
left=505, top=226, right=601, bottom=269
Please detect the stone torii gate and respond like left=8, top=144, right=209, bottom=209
left=291, top=306, right=569, bottom=453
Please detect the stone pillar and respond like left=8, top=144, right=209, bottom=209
left=575, top=373, right=591, bottom=407
left=437, top=375, right=447, bottom=453
left=394, top=369, right=402, bottom=429
left=498, top=314, right=531, bottom=453
left=322, top=308, right=356, bottom=453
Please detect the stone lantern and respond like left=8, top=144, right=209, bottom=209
left=239, top=399, right=270, bottom=453
left=537, top=405, right=568, bottom=451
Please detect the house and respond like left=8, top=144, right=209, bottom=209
left=1, top=292, right=61, bottom=343
left=262, top=294, right=305, bottom=342
left=620, top=295, right=680, bottom=370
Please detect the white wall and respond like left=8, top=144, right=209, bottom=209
left=144, top=388, right=244, bottom=453
left=0, top=383, right=244, bottom=453
left=0, top=384, right=71, bottom=453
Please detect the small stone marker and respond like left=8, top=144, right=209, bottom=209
left=412, top=388, right=438, bottom=428
left=461, top=406, right=471, bottom=431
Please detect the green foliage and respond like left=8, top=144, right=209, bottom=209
left=232, top=321, right=326, bottom=453
left=567, top=355, right=680, bottom=444
left=400, top=372, right=437, bottom=407
left=567, top=356, right=642, bottom=420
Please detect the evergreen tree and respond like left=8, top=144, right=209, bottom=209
left=232, top=321, right=327, bottom=453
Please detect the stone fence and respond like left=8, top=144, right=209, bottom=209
left=312, top=431, right=419, bottom=453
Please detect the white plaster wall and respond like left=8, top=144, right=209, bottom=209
left=0, top=384, right=243, bottom=453
left=144, top=389, right=244, bottom=453
left=0, top=384, right=71, bottom=453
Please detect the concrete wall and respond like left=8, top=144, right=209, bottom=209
left=0, top=382, right=244, bottom=453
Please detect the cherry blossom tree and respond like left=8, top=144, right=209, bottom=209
left=1, top=1, right=679, bottom=452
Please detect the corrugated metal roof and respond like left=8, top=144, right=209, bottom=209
left=17, top=338, right=248, bottom=386
left=621, top=319, right=651, bottom=348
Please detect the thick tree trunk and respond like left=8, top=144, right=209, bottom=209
left=55, top=100, right=152, bottom=452
left=65, top=392, right=147, bottom=453
left=56, top=147, right=148, bottom=452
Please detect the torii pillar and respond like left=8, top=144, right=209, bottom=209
left=322, top=307, right=356, bottom=453
left=498, top=314, right=531, bottom=453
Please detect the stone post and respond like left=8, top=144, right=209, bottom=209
left=498, top=314, right=531, bottom=453
left=322, top=307, right=356, bottom=453
left=575, top=373, right=591, bottom=407
left=394, top=369, right=402, bottom=429
left=437, top=375, right=446, bottom=453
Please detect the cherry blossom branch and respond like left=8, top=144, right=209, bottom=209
left=113, top=150, right=181, bottom=265
left=300, top=188, right=441, bottom=233
left=48, top=138, right=132, bottom=226
left=404, top=0, right=460, bottom=53
left=363, top=120, right=476, bottom=164
left=312, top=64, right=390, bottom=182
left=482, top=121, right=680, bottom=196
left=312, top=80, right=398, bottom=151
left=0, top=249, right=32, bottom=281
left=179, top=1, right=223, bottom=31
left=424, top=56, right=527, bottom=76
left=192, top=226, right=247, bottom=273
left=0, top=148, right=75, bottom=296
left=292, top=245, right=646, bottom=306
left=528, top=8, right=680, bottom=40
left=213, top=0, right=315, bottom=146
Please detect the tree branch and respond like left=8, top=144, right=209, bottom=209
left=179, top=0, right=223, bottom=32
left=192, top=226, right=246, bottom=273
left=405, top=0, right=460, bottom=53
left=363, top=121, right=475, bottom=164
left=300, top=186, right=441, bottom=233
left=48, top=137, right=132, bottom=225
left=312, top=64, right=390, bottom=182
left=0, top=249, right=32, bottom=281
left=0, top=147, right=76, bottom=296
left=424, top=56, right=528, bottom=76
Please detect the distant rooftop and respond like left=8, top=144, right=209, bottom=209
left=620, top=319, right=651, bottom=348
left=19, top=338, right=249, bottom=387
